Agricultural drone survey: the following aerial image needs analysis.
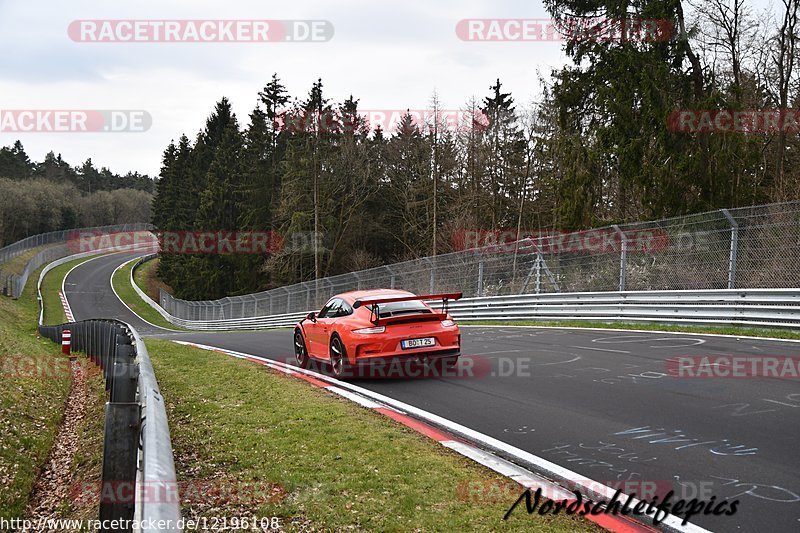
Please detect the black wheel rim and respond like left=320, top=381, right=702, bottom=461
left=294, top=332, right=307, bottom=365
left=331, top=338, right=343, bottom=376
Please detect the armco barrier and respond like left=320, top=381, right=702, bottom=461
left=0, top=223, right=154, bottom=298
left=157, top=201, right=800, bottom=320
left=38, top=320, right=181, bottom=532
left=33, top=247, right=180, bottom=532
left=132, top=255, right=800, bottom=331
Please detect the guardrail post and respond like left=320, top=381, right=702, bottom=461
left=111, top=344, right=138, bottom=403
left=99, top=402, right=140, bottom=530
left=612, top=225, right=628, bottom=292
left=720, top=209, right=738, bottom=289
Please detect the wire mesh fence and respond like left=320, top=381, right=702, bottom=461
left=0, top=223, right=154, bottom=297
left=158, top=202, right=800, bottom=321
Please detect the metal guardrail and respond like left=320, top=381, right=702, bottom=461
left=0, top=223, right=154, bottom=264
left=38, top=320, right=181, bottom=532
left=34, top=248, right=181, bottom=532
left=0, top=223, right=154, bottom=298
left=158, top=201, right=800, bottom=320
left=132, top=253, right=800, bottom=330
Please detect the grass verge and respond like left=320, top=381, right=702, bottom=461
left=0, top=246, right=51, bottom=277
left=147, top=339, right=599, bottom=532
left=463, top=319, right=800, bottom=340
left=111, top=258, right=182, bottom=330
left=0, top=259, right=104, bottom=521
left=0, top=265, right=69, bottom=518
left=0, top=254, right=105, bottom=519
left=133, top=256, right=171, bottom=303
left=39, top=256, right=99, bottom=326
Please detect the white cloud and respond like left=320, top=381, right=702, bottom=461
left=2, top=0, right=777, bottom=176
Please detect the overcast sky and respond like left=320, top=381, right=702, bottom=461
left=0, top=0, right=779, bottom=177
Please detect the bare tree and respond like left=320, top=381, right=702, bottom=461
left=771, top=0, right=799, bottom=198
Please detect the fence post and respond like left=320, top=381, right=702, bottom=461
left=535, top=255, right=542, bottom=294
left=477, top=256, right=484, bottom=297
left=385, top=265, right=396, bottom=289
left=720, top=209, right=738, bottom=289
left=612, top=225, right=627, bottom=292
left=424, top=258, right=435, bottom=294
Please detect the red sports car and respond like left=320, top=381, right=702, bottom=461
left=293, top=289, right=462, bottom=379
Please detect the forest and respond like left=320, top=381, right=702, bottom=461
left=88, top=2, right=800, bottom=299
left=0, top=141, right=154, bottom=246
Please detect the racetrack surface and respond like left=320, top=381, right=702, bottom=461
left=65, top=252, right=800, bottom=532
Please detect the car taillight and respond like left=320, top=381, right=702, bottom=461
left=353, top=326, right=386, bottom=334
left=440, top=319, right=456, bottom=327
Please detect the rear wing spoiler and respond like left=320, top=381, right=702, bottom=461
left=352, top=292, right=462, bottom=309
left=353, top=292, right=462, bottom=324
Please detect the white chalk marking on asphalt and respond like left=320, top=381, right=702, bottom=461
left=591, top=335, right=706, bottom=348
left=534, top=355, right=581, bottom=366
left=462, top=324, right=800, bottom=345
left=569, top=345, right=632, bottom=354
left=470, top=349, right=526, bottom=356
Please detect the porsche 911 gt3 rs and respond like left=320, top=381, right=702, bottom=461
left=293, top=289, right=462, bottom=379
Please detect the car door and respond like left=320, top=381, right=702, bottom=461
left=307, top=299, right=342, bottom=358
left=304, top=299, right=334, bottom=357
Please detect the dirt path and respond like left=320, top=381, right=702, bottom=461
left=23, top=359, right=90, bottom=531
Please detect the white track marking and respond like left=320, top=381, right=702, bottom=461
left=569, top=345, right=632, bottom=354
left=173, top=340, right=712, bottom=533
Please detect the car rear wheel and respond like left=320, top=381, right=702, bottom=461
left=294, top=330, right=310, bottom=369
left=330, top=336, right=350, bottom=379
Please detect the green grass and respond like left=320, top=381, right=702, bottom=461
left=133, top=256, right=163, bottom=302
left=39, top=257, right=98, bottom=326
left=148, top=339, right=599, bottom=532
left=111, top=258, right=182, bottom=330
left=0, top=245, right=51, bottom=276
left=464, top=319, right=800, bottom=340
left=0, top=264, right=72, bottom=518
left=66, top=361, right=106, bottom=522
left=0, top=255, right=108, bottom=520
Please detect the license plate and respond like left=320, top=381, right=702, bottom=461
left=402, top=337, right=435, bottom=349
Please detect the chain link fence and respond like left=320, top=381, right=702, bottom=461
left=0, top=223, right=154, bottom=297
left=157, top=202, right=800, bottom=321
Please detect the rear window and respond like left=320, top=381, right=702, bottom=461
left=371, top=300, right=431, bottom=318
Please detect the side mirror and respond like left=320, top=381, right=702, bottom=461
left=306, top=312, right=317, bottom=322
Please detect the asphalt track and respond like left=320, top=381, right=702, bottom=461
left=65, top=252, right=800, bottom=532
